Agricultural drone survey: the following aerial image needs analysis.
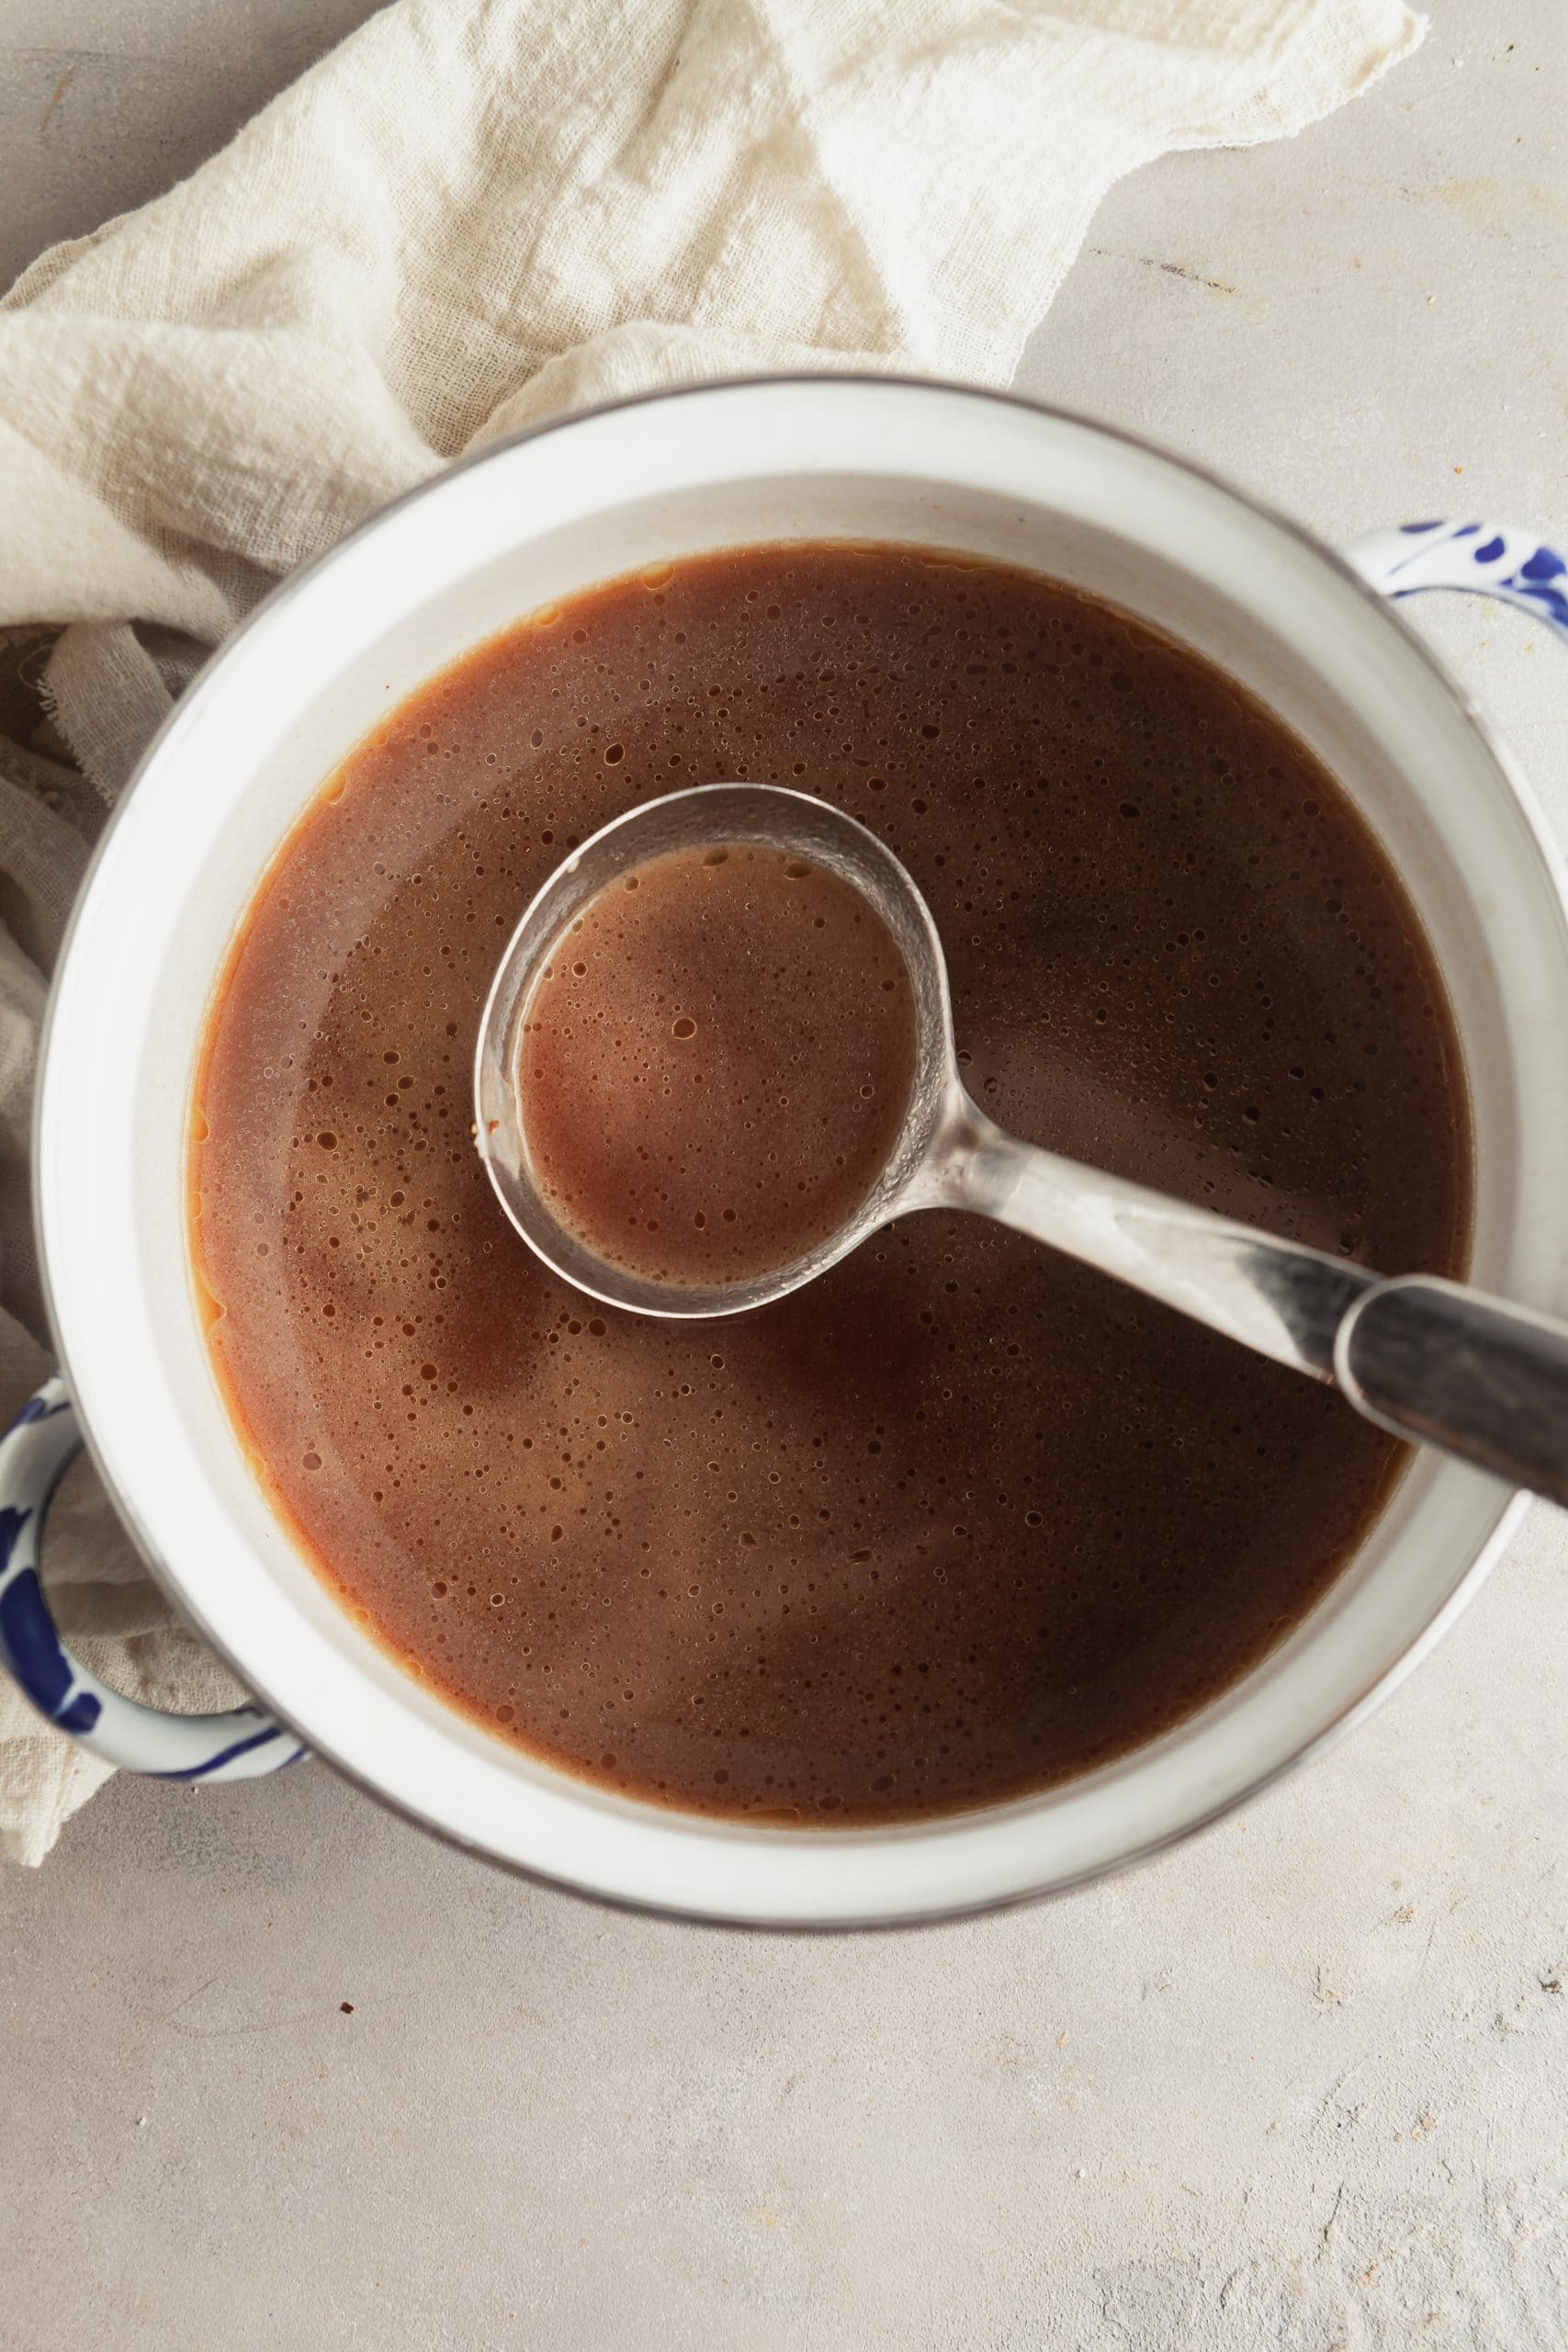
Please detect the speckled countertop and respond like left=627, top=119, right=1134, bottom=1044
left=4, top=6, right=1567, bottom=2346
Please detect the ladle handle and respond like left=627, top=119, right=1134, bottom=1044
left=944, top=1114, right=1377, bottom=1377
left=942, top=1118, right=1568, bottom=1505
left=1336, top=1277, right=1568, bottom=1506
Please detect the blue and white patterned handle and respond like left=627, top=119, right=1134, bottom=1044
left=0, top=1377, right=306, bottom=1780
left=1344, top=519, right=1568, bottom=644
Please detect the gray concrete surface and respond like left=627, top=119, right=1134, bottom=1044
left=5, top=5, right=1567, bottom=2346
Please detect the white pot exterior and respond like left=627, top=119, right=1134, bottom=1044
left=35, top=380, right=1568, bottom=1925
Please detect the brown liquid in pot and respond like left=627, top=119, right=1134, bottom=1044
left=192, top=545, right=1468, bottom=1826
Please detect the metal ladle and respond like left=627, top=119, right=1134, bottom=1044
left=477, top=784, right=1568, bottom=1506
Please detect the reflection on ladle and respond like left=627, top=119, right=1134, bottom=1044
left=477, top=785, right=1568, bottom=1506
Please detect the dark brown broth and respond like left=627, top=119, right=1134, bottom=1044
left=191, top=544, right=1468, bottom=1826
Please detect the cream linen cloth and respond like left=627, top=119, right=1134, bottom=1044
left=0, top=0, right=1424, bottom=1860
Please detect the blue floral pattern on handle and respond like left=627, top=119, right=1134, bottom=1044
left=1344, top=520, right=1568, bottom=644
left=0, top=1376, right=307, bottom=1781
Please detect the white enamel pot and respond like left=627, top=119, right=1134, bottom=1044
left=5, top=380, right=1567, bottom=1926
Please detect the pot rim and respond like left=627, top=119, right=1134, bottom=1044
left=32, top=373, right=1565, bottom=1928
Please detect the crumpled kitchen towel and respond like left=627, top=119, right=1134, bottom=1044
left=0, top=0, right=1424, bottom=1862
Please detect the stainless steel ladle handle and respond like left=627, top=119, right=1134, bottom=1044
left=932, top=1109, right=1568, bottom=1507
left=1337, top=1279, right=1568, bottom=1505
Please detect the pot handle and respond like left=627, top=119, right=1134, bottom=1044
left=1343, top=519, right=1568, bottom=645
left=0, top=1376, right=307, bottom=1779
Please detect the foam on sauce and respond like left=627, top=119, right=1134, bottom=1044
left=191, top=545, right=1469, bottom=1826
